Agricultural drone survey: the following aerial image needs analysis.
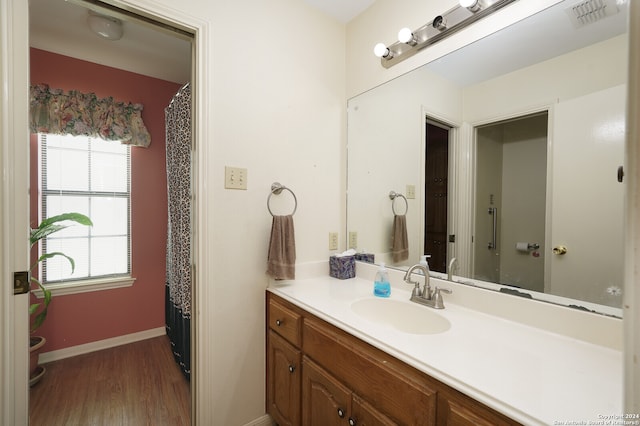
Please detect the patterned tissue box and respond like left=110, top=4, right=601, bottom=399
left=329, top=255, right=355, bottom=279
left=355, top=253, right=375, bottom=263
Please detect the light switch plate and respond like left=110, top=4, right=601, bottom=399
left=329, top=232, right=339, bottom=250
left=225, top=166, right=247, bottom=190
left=406, top=184, right=416, bottom=199
left=348, top=232, right=358, bottom=249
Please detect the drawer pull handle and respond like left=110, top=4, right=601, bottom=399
left=288, top=365, right=295, bottom=373
left=337, top=408, right=345, bottom=418
left=275, top=319, right=282, bottom=326
left=349, top=418, right=357, bottom=426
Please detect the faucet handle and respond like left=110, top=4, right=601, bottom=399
left=411, top=285, right=423, bottom=298
left=431, top=287, right=452, bottom=309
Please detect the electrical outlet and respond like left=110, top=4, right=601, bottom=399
left=329, top=232, right=339, bottom=250
left=225, top=166, right=247, bottom=190
left=348, top=232, right=358, bottom=249
left=406, top=184, right=416, bottom=199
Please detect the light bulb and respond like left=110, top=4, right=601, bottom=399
left=398, top=28, right=414, bottom=44
left=459, top=0, right=482, bottom=12
left=373, top=43, right=391, bottom=58
left=459, top=0, right=477, bottom=7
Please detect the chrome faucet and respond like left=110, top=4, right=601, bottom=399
left=403, top=263, right=452, bottom=309
left=447, top=257, right=458, bottom=281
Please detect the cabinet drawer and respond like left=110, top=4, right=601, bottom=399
left=438, top=388, right=520, bottom=426
left=268, top=297, right=302, bottom=346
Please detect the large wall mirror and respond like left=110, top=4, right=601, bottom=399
left=347, top=0, right=628, bottom=317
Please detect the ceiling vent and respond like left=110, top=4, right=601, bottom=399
left=566, top=0, right=619, bottom=28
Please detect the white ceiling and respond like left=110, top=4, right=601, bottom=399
left=28, top=0, right=375, bottom=84
left=303, top=0, right=376, bottom=23
left=29, top=0, right=191, bottom=83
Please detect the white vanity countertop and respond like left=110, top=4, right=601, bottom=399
left=268, top=276, right=623, bottom=426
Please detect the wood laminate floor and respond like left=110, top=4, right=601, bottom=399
left=30, top=335, right=191, bottom=426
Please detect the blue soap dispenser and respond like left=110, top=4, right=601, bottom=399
left=373, top=263, right=391, bottom=298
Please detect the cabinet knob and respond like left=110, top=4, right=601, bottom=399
left=288, top=365, right=295, bottom=373
left=349, top=418, right=357, bottom=426
left=275, top=319, right=282, bottom=326
left=337, top=408, right=345, bottom=418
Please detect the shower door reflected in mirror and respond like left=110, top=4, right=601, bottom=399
left=473, top=112, right=547, bottom=293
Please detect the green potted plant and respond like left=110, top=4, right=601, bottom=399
left=29, top=212, right=92, bottom=386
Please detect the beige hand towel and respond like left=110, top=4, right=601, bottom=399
left=391, top=214, right=409, bottom=263
left=267, top=215, right=296, bottom=280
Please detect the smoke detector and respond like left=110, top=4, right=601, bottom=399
left=87, top=11, right=124, bottom=41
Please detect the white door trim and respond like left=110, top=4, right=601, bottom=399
left=1, top=0, right=31, bottom=424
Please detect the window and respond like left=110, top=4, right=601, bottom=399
left=39, top=134, right=131, bottom=285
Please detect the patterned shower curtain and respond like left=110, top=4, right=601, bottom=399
left=165, top=83, right=192, bottom=380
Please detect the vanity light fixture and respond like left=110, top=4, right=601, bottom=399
left=374, top=0, right=517, bottom=68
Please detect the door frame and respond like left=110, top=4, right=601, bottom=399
left=1, top=0, right=212, bottom=424
left=1, top=0, right=31, bottom=424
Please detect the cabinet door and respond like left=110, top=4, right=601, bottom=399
left=350, top=393, right=397, bottom=426
left=302, top=357, right=351, bottom=426
left=438, top=391, right=520, bottom=426
left=267, top=331, right=301, bottom=426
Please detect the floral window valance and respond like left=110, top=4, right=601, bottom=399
left=29, top=84, right=151, bottom=148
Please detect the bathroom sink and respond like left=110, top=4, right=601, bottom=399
left=350, top=298, right=451, bottom=335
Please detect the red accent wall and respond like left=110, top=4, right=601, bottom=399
left=30, top=48, right=183, bottom=352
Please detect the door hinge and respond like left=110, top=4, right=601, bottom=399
left=13, top=271, right=30, bottom=295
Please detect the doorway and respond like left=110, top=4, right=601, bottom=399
left=424, top=119, right=450, bottom=273
left=28, top=0, right=194, bottom=422
left=473, top=112, right=548, bottom=291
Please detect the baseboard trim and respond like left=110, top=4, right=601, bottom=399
left=243, top=414, right=274, bottom=426
left=39, top=327, right=166, bottom=364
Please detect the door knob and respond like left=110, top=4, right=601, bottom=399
left=553, top=245, right=567, bottom=255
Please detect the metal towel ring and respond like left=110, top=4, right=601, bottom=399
left=268, top=182, right=298, bottom=216
left=389, top=191, right=408, bottom=215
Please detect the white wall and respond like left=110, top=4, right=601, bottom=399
left=116, top=0, right=346, bottom=424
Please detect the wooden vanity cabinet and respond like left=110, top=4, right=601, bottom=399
left=266, top=292, right=520, bottom=426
